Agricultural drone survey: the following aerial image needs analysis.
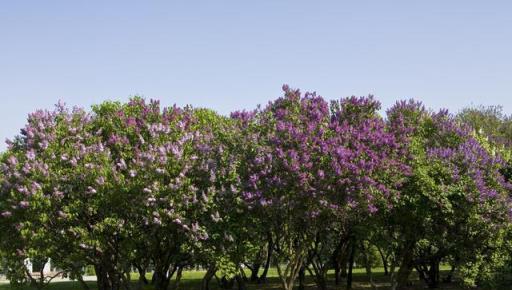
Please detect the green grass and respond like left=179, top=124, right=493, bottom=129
left=0, top=267, right=481, bottom=290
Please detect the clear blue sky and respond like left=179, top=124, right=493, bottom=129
left=1, top=1, right=512, bottom=151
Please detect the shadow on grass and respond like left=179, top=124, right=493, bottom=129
left=0, top=270, right=491, bottom=290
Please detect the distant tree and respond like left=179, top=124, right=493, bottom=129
left=458, top=105, right=512, bottom=148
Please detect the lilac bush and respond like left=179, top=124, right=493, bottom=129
left=386, top=102, right=512, bottom=289
left=0, top=90, right=511, bottom=290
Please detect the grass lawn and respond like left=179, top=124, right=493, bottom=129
left=0, top=267, right=483, bottom=290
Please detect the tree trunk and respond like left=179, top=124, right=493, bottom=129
left=249, top=263, right=261, bottom=282
left=347, top=240, right=356, bottom=290
left=235, top=274, right=247, bottom=290
left=276, top=253, right=303, bottom=290
left=170, top=266, right=183, bottom=290
left=307, top=258, right=328, bottom=290
left=282, top=280, right=295, bottom=290
left=95, top=264, right=122, bottom=290
left=259, top=232, right=273, bottom=284
left=333, top=257, right=341, bottom=285
left=361, top=242, right=377, bottom=290
left=95, top=265, right=108, bottom=290
left=340, top=243, right=349, bottom=279
left=391, top=245, right=414, bottom=290
left=298, top=266, right=305, bottom=290
left=152, top=264, right=174, bottom=290
left=333, top=238, right=346, bottom=285
left=443, top=264, right=456, bottom=283
left=426, top=259, right=440, bottom=288
left=135, top=264, right=149, bottom=285
left=220, top=276, right=235, bottom=289
left=77, top=275, right=91, bottom=290
left=377, top=247, right=389, bottom=276
left=201, top=265, right=216, bottom=290
left=314, top=271, right=327, bottom=290
left=415, top=257, right=441, bottom=289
